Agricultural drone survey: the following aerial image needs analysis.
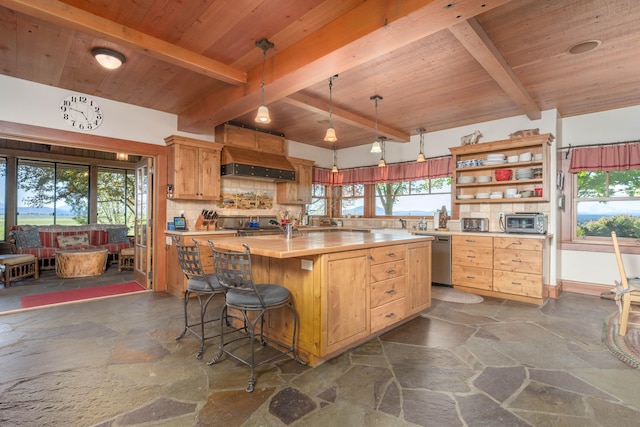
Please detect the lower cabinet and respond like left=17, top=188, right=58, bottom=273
left=452, top=234, right=546, bottom=304
left=369, top=244, right=407, bottom=333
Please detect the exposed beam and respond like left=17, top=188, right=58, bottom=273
left=179, top=0, right=512, bottom=133
left=283, top=92, right=410, bottom=142
left=449, top=17, right=541, bottom=120
left=0, top=0, right=247, bottom=85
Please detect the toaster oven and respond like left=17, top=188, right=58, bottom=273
left=504, top=213, right=547, bottom=234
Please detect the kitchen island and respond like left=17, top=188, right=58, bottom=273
left=205, top=231, right=433, bottom=366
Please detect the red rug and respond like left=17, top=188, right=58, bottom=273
left=21, top=282, right=146, bottom=309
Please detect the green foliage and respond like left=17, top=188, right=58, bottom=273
left=578, top=214, right=640, bottom=238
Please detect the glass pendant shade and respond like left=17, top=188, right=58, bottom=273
left=331, top=148, right=339, bottom=172
left=331, top=164, right=338, bottom=173
left=255, top=104, right=271, bottom=123
left=370, top=140, right=382, bottom=153
left=416, top=127, right=426, bottom=162
left=324, top=126, right=337, bottom=142
left=417, top=152, right=426, bottom=162
left=378, top=158, right=386, bottom=167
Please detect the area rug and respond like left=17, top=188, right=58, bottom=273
left=21, top=282, right=146, bottom=309
left=603, top=311, right=640, bottom=369
left=431, top=286, right=484, bottom=304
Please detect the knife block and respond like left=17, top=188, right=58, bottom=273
left=195, top=215, right=217, bottom=231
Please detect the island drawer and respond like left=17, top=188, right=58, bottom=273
left=370, top=260, right=406, bottom=282
left=369, top=245, right=406, bottom=265
left=371, top=276, right=405, bottom=308
left=370, top=298, right=406, bottom=332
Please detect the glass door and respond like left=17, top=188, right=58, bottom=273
left=134, top=158, right=153, bottom=288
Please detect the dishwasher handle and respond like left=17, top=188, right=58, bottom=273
left=435, top=235, right=450, bottom=243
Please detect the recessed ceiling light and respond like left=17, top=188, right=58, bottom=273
left=567, top=40, right=601, bottom=55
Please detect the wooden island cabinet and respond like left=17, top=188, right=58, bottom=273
left=209, top=231, right=433, bottom=366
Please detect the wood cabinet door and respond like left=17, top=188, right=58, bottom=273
left=405, top=242, right=431, bottom=314
left=324, top=250, right=370, bottom=353
left=171, top=144, right=199, bottom=199
left=277, top=158, right=313, bottom=204
left=198, top=147, right=221, bottom=200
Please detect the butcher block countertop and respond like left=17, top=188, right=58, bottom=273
left=204, top=231, right=433, bottom=259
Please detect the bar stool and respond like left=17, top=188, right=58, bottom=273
left=173, top=237, right=225, bottom=359
left=207, top=241, right=306, bottom=392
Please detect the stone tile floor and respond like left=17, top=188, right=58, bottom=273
left=0, top=288, right=639, bottom=426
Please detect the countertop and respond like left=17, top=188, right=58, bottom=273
left=413, top=230, right=553, bottom=239
left=165, top=229, right=238, bottom=236
left=204, top=231, right=433, bottom=259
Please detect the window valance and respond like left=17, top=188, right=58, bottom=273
left=313, top=156, right=453, bottom=186
left=568, top=141, right=640, bottom=173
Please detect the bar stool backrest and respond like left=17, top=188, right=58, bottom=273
left=173, top=237, right=207, bottom=281
left=210, top=243, right=266, bottom=306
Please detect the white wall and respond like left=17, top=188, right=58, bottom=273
left=0, top=75, right=208, bottom=145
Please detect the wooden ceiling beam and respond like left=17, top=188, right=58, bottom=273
left=283, top=92, right=410, bottom=142
left=179, top=0, right=512, bottom=133
left=449, top=17, right=541, bottom=120
left=0, top=0, right=247, bottom=85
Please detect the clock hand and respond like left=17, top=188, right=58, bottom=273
left=69, top=108, right=88, bottom=121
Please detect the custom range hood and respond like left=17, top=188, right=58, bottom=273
left=220, top=146, right=296, bottom=182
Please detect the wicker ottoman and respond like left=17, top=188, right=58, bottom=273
left=0, top=254, right=39, bottom=287
left=119, top=247, right=135, bottom=272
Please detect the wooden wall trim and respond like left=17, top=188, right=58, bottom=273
left=559, top=279, right=613, bottom=297
left=0, top=120, right=167, bottom=156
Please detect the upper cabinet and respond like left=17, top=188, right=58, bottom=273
left=215, top=123, right=285, bottom=154
left=449, top=133, right=554, bottom=204
left=165, top=135, right=224, bottom=201
left=277, top=157, right=314, bottom=205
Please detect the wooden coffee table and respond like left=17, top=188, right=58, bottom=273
left=55, top=248, right=108, bottom=278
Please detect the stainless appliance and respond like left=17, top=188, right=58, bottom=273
left=461, top=217, right=489, bottom=232
left=505, top=213, right=547, bottom=234
left=422, top=233, right=452, bottom=286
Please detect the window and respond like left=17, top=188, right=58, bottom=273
left=307, top=184, right=328, bottom=216
left=575, top=170, right=640, bottom=239
left=0, top=158, right=5, bottom=239
left=340, top=184, right=365, bottom=217
left=17, top=160, right=89, bottom=226
left=374, top=178, right=451, bottom=216
left=97, top=168, right=136, bottom=232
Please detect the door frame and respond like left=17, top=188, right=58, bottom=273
left=0, top=120, right=169, bottom=292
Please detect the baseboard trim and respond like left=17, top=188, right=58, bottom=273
left=545, top=283, right=562, bottom=299
left=559, top=280, right=613, bottom=297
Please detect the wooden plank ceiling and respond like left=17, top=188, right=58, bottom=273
left=1, top=0, right=639, bottom=150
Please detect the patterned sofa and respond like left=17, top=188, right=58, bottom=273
left=10, top=224, right=133, bottom=270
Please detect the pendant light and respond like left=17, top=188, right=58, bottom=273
left=255, top=38, right=274, bottom=124
left=378, top=137, right=387, bottom=167
left=370, top=95, right=383, bottom=153
left=417, top=127, right=426, bottom=162
left=324, top=75, right=338, bottom=142
left=331, top=147, right=339, bottom=173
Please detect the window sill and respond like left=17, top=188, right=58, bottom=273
left=560, top=240, right=640, bottom=254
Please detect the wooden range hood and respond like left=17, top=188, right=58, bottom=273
left=220, top=146, right=296, bottom=182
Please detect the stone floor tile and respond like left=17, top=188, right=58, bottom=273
left=510, top=381, right=588, bottom=416
left=419, top=304, right=498, bottom=326
left=196, top=388, right=274, bottom=426
left=587, top=396, right=640, bottom=426
left=117, top=397, right=196, bottom=426
left=473, top=366, right=527, bottom=402
left=456, top=393, right=531, bottom=426
left=402, top=389, right=462, bottom=426
left=570, top=368, right=640, bottom=409
left=529, top=369, right=616, bottom=400
left=382, top=316, right=476, bottom=348
left=334, top=365, right=393, bottom=408
left=463, top=336, right=519, bottom=366
left=378, top=380, right=401, bottom=417
left=269, top=387, right=317, bottom=424
left=512, top=411, right=599, bottom=427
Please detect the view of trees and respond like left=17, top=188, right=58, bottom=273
left=375, top=178, right=450, bottom=215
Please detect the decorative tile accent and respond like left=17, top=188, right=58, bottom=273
left=217, top=191, right=273, bottom=210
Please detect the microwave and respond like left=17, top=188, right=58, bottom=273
left=505, top=213, right=547, bottom=234
left=461, top=217, right=489, bottom=232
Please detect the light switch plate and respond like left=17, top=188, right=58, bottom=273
left=301, top=259, right=313, bottom=271
left=166, top=236, right=173, bottom=245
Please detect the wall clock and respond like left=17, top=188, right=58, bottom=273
left=59, top=94, right=103, bottom=131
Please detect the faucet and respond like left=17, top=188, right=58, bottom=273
left=269, top=219, right=295, bottom=239
left=399, top=219, right=407, bottom=229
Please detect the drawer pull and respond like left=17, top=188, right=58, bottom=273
left=466, top=239, right=475, bottom=243
left=466, top=276, right=475, bottom=279
left=385, top=312, right=396, bottom=318
left=385, top=289, right=396, bottom=294
left=511, top=242, right=522, bottom=246
left=367, top=255, right=373, bottom=260
left=386, top=252, right=396, bottom=257
left=386, top=269, right=396, bottom=274
left=511, top=282, right=522, bottom=285
left=512, top=259, right=522, bottom=263
left=467, top=255, right=476, bottom=259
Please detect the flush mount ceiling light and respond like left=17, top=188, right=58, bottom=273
left=331, top=147, right=339, bottom=173
left=324, top=74, right=339, bottom=142
left=378, top=137, right=387, bottom=168
left=255, top=38, right=274, bottom=124
left=116, top=152, right=129, bottom=161
left=91, top=48, right=126, bottom=69
left=567, top=39, right=601, bottom=55
left=417, top=127, right=426, bottom=162
left=370, top=95, right=383, bottom=153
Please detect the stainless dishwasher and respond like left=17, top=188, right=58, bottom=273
left=424, top=233, right=452, bottom=286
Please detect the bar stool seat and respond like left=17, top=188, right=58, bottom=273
left=0, top=254, right=39, bottom=287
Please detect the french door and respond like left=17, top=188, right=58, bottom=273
left=134, top=158, right=153, bottom=288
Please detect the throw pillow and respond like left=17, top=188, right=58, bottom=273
left=13, top=228, right=42, bottom=248
left=108, top=228, right=129, bottom=244
left=57, top=233, right=90, bottom=249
